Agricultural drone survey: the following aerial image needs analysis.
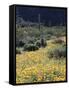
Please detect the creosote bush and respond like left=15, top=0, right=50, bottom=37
left=52, top=38, right=64, bottom=44
left=48, top=45, right=66, bottom=58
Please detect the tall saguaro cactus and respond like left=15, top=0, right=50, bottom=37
left=38, top=14, right=40, bottom=31
left=38, top=14, right=47, bottom=47
left=38, top=14, right=43, bottom=38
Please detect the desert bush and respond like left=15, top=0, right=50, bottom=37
left=46, top=34, right=52, bottom=40
left=18, top=40, right=25, bottom=47
left=52, top=38, right=64, bottom=44
left=35, top=40, right=41, bottom=48
left=23, top=44, right=39, bottom=51
left=16, top=48, right=22, bottom=54
left=28, top=40, right=34, bottom=44
left=48, top=45, right=66, bottom=58
left=47, top=30, right=53, bottom=35
left=62, top=43, right=66, bottom=47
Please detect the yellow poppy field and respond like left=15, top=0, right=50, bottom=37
left=16, top=40, right=66, bottom=84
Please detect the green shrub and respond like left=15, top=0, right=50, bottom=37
left=46, top=34, right=52, bottom=40
left=35, top=40, right=41, bottom=48
left=47, top=31, right=53, bottom=35
left=62, top=43, right=66, bottom=47
left=28, top=40, right=34, bottom=44
left=23, top=44, right=39, bottom=51
left=48, top=45, right=66, bottom=58
left=16, top=48, right=22, bottom=54
left=19, top=40, right=25, bottom=47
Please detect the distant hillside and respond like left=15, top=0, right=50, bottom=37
left=16, top=16, right=44, bottom=27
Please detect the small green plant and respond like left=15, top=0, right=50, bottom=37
left=16, top=47, right=22, bottom=54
